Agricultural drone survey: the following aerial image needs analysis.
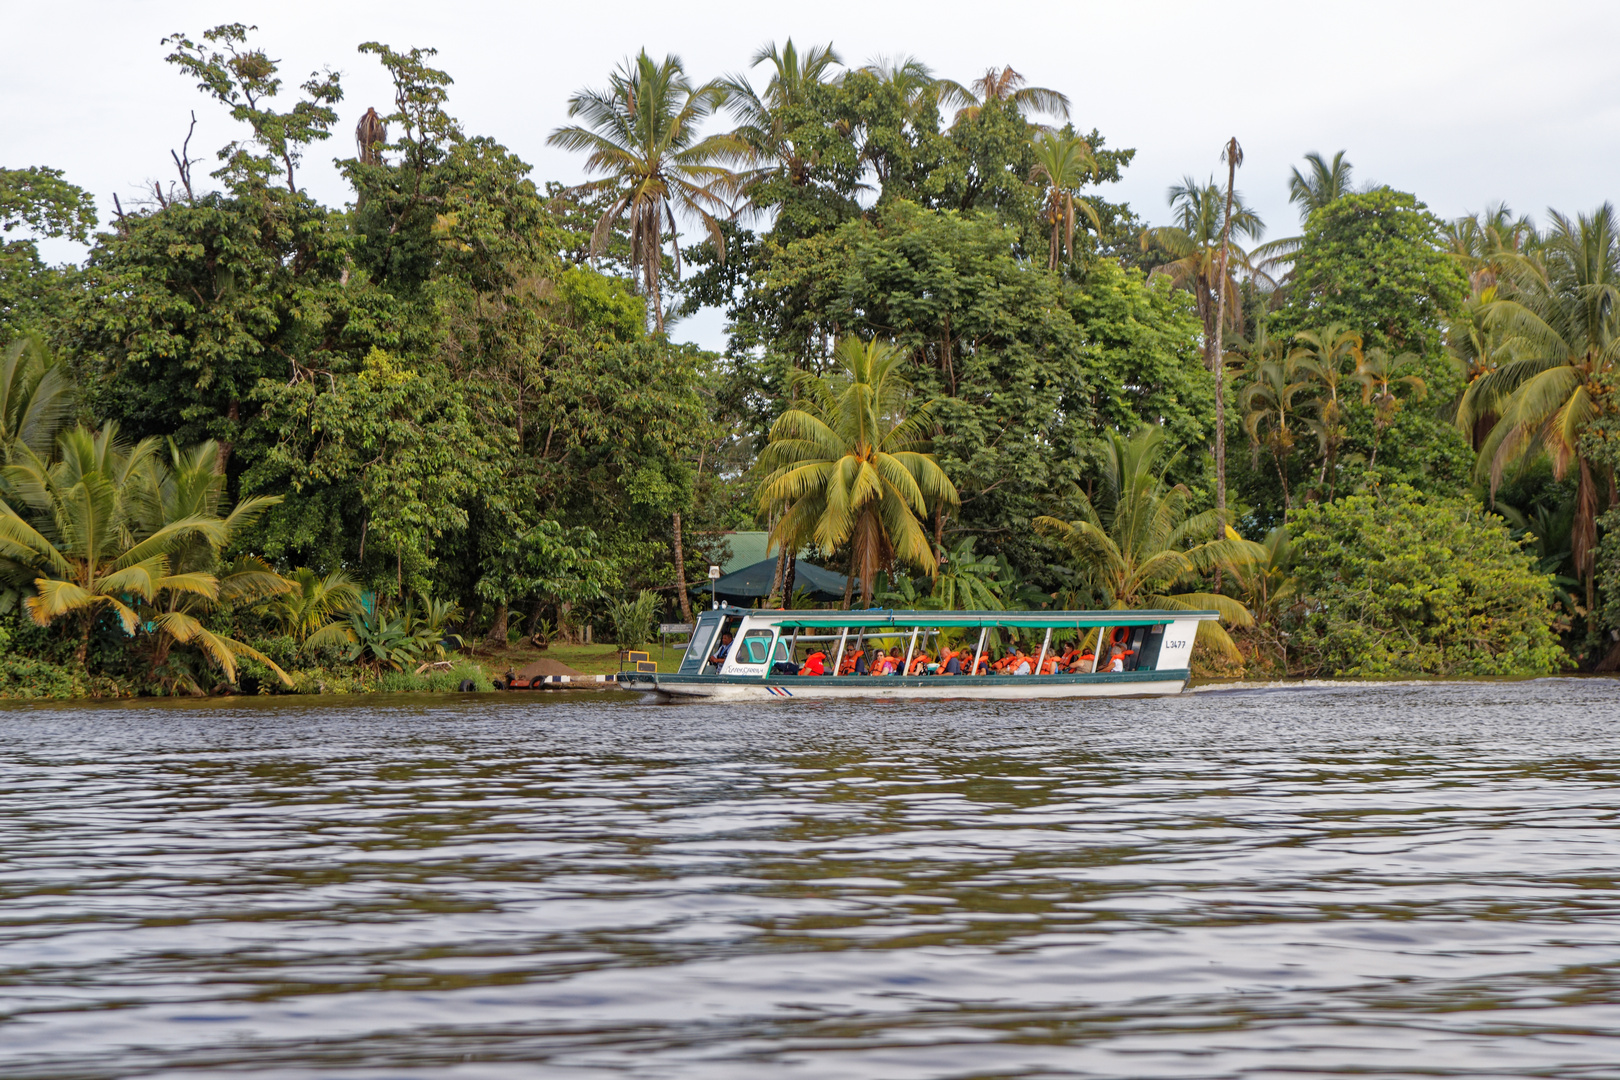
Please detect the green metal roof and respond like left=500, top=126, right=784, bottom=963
left=756, top=609, right=1218, bottom=629
left=716, top=531, right=774, bottom=574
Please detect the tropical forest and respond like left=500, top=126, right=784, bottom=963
left=0, top=26, right=1601, bottom=696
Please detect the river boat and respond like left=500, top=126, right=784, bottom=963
left=620, top=606, right=1215, bottom=701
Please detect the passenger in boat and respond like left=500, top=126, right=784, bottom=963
left=879, top=646, right=902, bottom=674
left=908, top=650, right=932, bottom=676
left=1107, top=645, right=1126, bottom=672
left=1009, top=646, right=1034, bottom=675
left=941, top=648, right=963, bottom=675
left=1066, top=650, right=1096, bottom=673
left=972, top=650, right=991, bottom=675
left=1039, top=650, right=1060, bottom=675
left=852, top=650, right=870, bottom=675
left=839, top=648, right=863, bottom=676
left=800, top=650, right=827, bottom=676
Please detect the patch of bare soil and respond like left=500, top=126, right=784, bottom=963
left=514, top=657, right=587, bottom=679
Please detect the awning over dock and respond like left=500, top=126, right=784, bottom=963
left=706, top=558, right=851, bottom=605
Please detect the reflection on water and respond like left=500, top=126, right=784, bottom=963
left=2, top=681, right=1620, bottom=1078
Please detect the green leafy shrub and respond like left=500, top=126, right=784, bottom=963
left=607, top=590, right=660, bottom=649
left=1287, top=485, right=1567, bottom=676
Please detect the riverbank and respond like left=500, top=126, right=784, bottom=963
left=0, top=642, right=670, bottom=700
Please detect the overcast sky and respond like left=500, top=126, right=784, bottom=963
left=8, top=0, right=1620, bottom=349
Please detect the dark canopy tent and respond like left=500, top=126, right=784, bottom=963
left=704, top=558, right=852, bottom=605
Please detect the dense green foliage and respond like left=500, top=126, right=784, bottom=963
left=0, top=27, right=1595, bottom=690
left=1287, top=486, right=1564, bottom=676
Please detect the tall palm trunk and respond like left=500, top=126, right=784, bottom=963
left=672, top=510, right=692, bottom=623
left=1576, top=457, right=1600, bottom=630
left=1212, top=138, right=1242, bottom=543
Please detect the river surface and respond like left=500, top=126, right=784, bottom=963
left=2, top=680, right=1619, bottom=1079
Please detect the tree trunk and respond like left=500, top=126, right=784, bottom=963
left=841, top=554, right=854, bottom=611
left=75, top=609, right=92, bottom=666
left=484, top=604, right=509, bottom=649
left=1211, top=138, right=1242, bottom=595
left=783, top=554, right=797, bottom=606
left=770, top=542, right=788, bottom=606
left=1576, top=457, right=1600, bottom=633
left=672, top=511, right=692, bottom=623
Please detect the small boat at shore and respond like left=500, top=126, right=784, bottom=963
left=621, top=606, right=1215, bottom=701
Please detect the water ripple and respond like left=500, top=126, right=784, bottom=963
left=2, top=680, right=1619, bottom=1077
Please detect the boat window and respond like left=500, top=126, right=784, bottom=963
left=736, top=629, right=776, bottom=665
left=680, top=619, right=719, bottom=674
left=1134, top=625, right=1166, bottom=671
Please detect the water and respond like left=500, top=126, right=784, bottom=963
left=3, top=681, right=1620, bottom=1079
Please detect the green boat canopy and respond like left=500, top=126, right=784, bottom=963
left=706, top=558, right=852, bottom=605
left=755, top=608, right=1218, bottom=630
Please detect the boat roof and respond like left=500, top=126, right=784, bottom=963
left=704, top=607, right=1218, bottom=629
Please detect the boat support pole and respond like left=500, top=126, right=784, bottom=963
left=1035, top=628, right=1052, bottom=676
left=833, top=627, right=848, bottom=677
left=1089, top=625, right=1106, bottom=673
left=903, top=627, right=919, bottom=676
left=973, top=626, right=988, bottom=675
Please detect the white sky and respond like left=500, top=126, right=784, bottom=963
left=7, top=0, right=1620, bottom=350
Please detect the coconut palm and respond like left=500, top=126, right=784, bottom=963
left=937, top=66, right=1069, bottom=125
left=1459, top=204, right=1620, bottom=614
left=1033, top=426, right=1262, bottom=660
left=548, top=51, right=748, bottom=332
left=262, top=567, right=362, bottom=645
left=0, top=423, right=226, bottom=664
left=1227, top=526, right=1298, bottom=669
left=1445, top=203, right=1538, bottom=298
left=1239, top=356, right=1311, bottom=515
left=1029, top=131, right=1100, bottom=270
left=754, top=336, right=960, bottom=606
left=1288, top=151, right=1355, bottom=221
left=930, top=535, right=1008, bottom=611
left=1142, top=177, right=1266, bottom=523
left=135, top=440, right=292, bottom=688
left=0, top=337, right=75, bottom=466
left=1354, top=347, right=1427, bottom=472
left=722, top=39, right=842, bottom=189
left=1287, top=324, right=1364, bottom=498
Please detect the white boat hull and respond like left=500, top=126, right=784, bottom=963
left=622, top=671, right=1190, bottom=701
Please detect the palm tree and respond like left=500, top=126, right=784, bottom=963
left=1459, top=204, right=1620, bottom=615
left=754, top=337, right=960, bottom=606
left=1354, top=347, right=1427, bottom=471
left=1445, top=203, right=1537, bottom=298
left=1029, top=131, right=1100, bottom=270
left=722, top=40, right=842, bottom=189
left=135, top=440, right=292, bottom=687
left=0, top=423, right=226, bottom=664
left=0, top=336, right=74, bottom=465
left=1239, top=356, right=1310, bottom=515
left=937, top=66, right=1069, bottom=125
left=930, top=536, right=1007, bottom=610
left=1142, top=177, right=1266, bottom=526
left=1288, top=151, right=1354, bottom=220
left=1287, top=323, right=1364, bottom=499
left=1227, top=526, right=1297, bottom=670
left=548, top=51, right=748, bottom=333
left=263, top=567, right=363, bottom=645
left=1033, top=426, right=1262, bottom=660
